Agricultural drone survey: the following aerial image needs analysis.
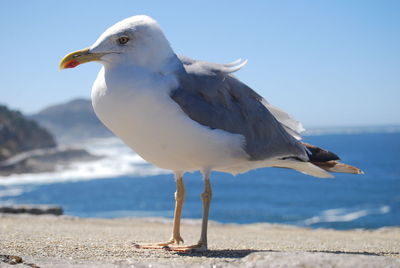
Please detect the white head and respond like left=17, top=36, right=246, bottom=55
left=60, top=15, right=175, bottom=72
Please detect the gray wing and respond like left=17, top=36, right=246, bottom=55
left=182, top=54, right=307, bottom=141
left=170, top=56, right=308, bottom=161
left=261, top=101, right=305, bottom=140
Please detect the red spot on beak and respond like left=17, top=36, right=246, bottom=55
left=65, top=60, right=80, bottom=68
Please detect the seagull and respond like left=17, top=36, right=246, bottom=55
left=59, top=15, right=363, bottom=252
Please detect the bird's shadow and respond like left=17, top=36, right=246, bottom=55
left=173, top=249, right=396, bottom=259
left=307, top=250, right=397, bottom=257
left=173, top=249, right=277, bottom=259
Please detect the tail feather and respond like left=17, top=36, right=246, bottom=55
left=272, top=159, right=334, bottom=178
left=312, top=160, right=364, bottom=174
left=301, top=142, right=363, bottom=175
left=273, top=142, right=363, bottom=178
left=279, top=142, right=364, bottom=177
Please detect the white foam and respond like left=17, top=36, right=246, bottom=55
left=0, top=137, right=170, bottom=186
left=302, top=206, right=391, bottom=225
left=0, top=186, right=26, bottom=197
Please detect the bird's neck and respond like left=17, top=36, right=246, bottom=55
left=103, top=52, right=182, bottom=77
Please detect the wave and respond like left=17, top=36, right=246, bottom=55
left=0, top=186, right=26, bottom=198
left=301, top=206, right=391, bottom=225
left=0, top=137, right=169, bottom=186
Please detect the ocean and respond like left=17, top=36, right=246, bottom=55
left=0, top=131, right=399, bottom=230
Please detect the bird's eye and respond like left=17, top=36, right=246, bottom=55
left=118, top=36, right=130, bottom=45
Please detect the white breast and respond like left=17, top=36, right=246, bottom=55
left=91, top=67, right=249, bottom=172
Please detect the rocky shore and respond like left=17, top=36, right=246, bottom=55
left=0, top=215, right=399, bottom=267
left=0, top=205, right=63, bottom=215
left=0, top=103, right=101, bottom=177
left=0, top=146, right=100, bottom=176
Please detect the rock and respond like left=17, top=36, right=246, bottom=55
left=0, top=254, right=40, bottom=267
left=0, top=205, right=63, bottom=215
left=0, top=255, right=23, bottom=265
left=0, top=146, right=101, bottom=176
left=0, top=104, right=104, bottom=177
left=0, top=105, right=56, bottom=161
left=31, top=98, right=113, bottom=143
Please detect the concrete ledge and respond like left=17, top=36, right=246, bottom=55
left=1, top=216, right=399, bottom=267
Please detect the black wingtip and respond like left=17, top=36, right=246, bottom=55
left=302, top=142, right=340, bottom=162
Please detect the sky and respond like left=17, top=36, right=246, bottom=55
left=0, top=0, right=399, bottom=127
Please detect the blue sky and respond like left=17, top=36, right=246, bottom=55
left=0, top=0, right=399, bottom=127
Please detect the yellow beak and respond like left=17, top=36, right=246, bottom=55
left=59, top=48, right=106, bottom=69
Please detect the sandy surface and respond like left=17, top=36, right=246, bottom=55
left=0, top=214, right=399, bottom=267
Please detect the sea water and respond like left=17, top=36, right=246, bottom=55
left=0, top=132, right=399, bottom=230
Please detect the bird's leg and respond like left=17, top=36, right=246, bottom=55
left=197, top=173, right=212, bottom=248
left=165, top=170, right=212, bottom=252
left=170, top=173, right=185, bottom=244
left=134, top=172, right=185, bottom=249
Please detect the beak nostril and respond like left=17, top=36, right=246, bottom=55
left=72, top=53, right=84, bottom=58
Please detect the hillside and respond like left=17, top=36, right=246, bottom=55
left=31, top=98, right=113, bottom=143
left=0, top=105, right=56, bottom=161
